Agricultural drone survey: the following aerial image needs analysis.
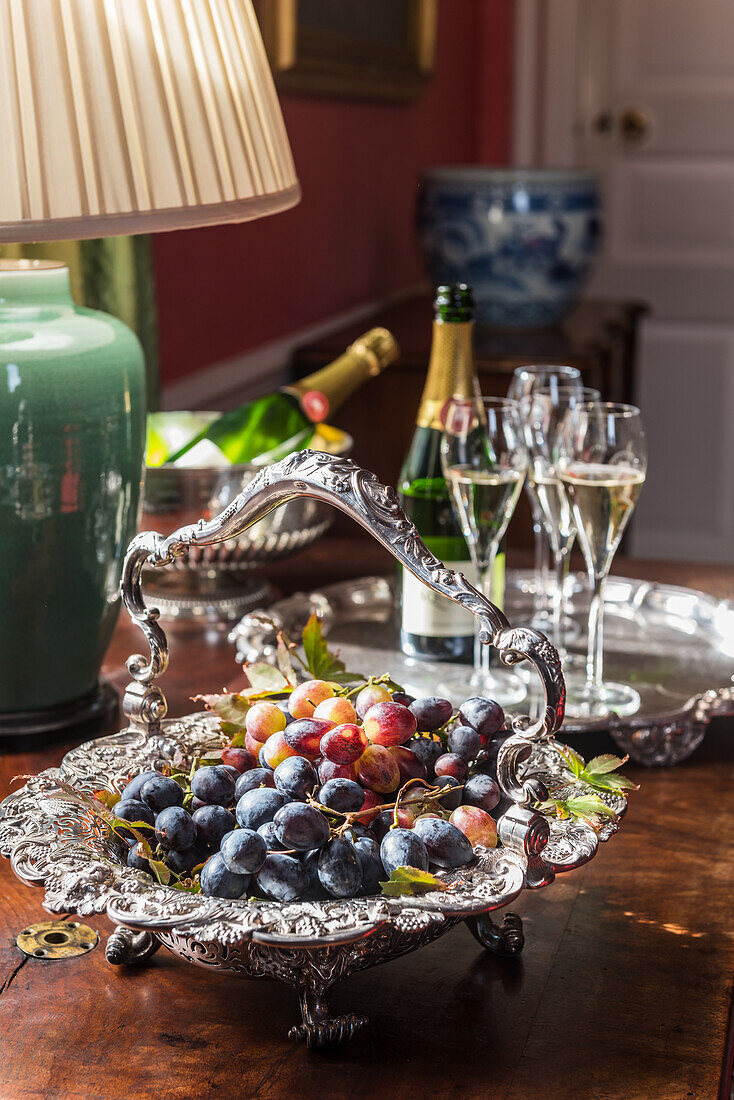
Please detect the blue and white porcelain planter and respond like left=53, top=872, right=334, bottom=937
left=417, top=167, right=601, bottom=328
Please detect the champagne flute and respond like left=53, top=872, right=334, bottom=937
left=519, top=385, right=600, bottom=660
left=507, top=365, right=583, bottom=628
left=557, top=402, right=647, bottom=718
left=440, top=397, right=527, bottom=704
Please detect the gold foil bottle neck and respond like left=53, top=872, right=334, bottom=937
left=416, top=320, right=476, bottom=430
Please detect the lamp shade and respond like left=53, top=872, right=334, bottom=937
left=0, top=0, right=300, bottom=242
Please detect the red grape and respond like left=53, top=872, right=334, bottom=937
left=289, top=679, right=334, bottom=719
left=318, top=758, right=358, bottom=783
left=261, top=731, right=299, bottom=769
left=357, top=789, right=382, bottom=823
left=450, top=805, right=498, bottom=848
left=357, top=744, right=400, bottom=793
left=387, top=745, right=427, bottom=783
left=283, top=718, right=334, bottom=758
left=320, top=723, right=368, bottom=765
left=434, top=753, right=469, bottom=782
left=363, top=702, right=417, bottom=747
left=221, top=747, right=257, bottom=773
left=245, top=702, right=286, bottom=743
left=354, top=683, right=391, bottom=719
left=313, top=696, right=358, bottom=724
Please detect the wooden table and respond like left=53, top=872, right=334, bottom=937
left=1, top=538, right=732, bottom=1099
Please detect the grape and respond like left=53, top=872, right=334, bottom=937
left=450, top=806, right=498, bottom=848
left=112, top=799, right=155, bottom=835
left=257, top=820, right=289, bottom=852
left=255, top=853, right=309, bottom=901
left=448, top=725, right=483, bottom=762
left=155, top=806, right=197, bottom=850
left=259, top=746, right=272, bottom=770
left=289, top=679, right=334, bottom=719
left=313, top=696, right=358, bottom=725
left=221, top=747, right=258, bottom=774
left=200, top=852, right=250, bottom=899
left=342, top=822, right=374, bottom=841
left=317, top=837, right=363, bottom=898
left=356, top=789, right=382, bottom=824
left=191, top=765, right=236, bottom=807
left=318, top=778, right=365, bottom=813
left=318, top=758, right=358, bottom=784
left=357, top=745, right=400, bottom=793
left=261, top=730, right=300, bottom=769
left=245, top=731, right=265, bottom=758
left=372, top=808, right=415, bottom=843
left=274, top=803, right=331, bottom=850
left=409, top=696, right=453, bottom=732
left=458, top=697, right=505, bottom=738
left=433, top=775, right=462, bottom=810
left=434, top=753, right=469, bottom=782
left=221, top=765, right=240, bottom=781
left=405, top=736, right=444, bottom=778
left=235, top=768, right=275, bottom=799
left=283, top=718, right=333, bottom=758
left=245, top=701, right=286, bottom=743
left=167, top=842, right=208, bottom=875
left=380, top=828, right=429, bottom=876
left=363, top=702, right=417, bottom=747
left=387, top=745, right=427, bottom=783
left=412, top=817, right=473, bottom=868
left=127, top=842, right=151, bottom=873
left=139, top=774, right=184, bottom=814
left=354, top=837, right=385, bottom=895
left=221, top=828, right=267, bottom=874
left=274, top=756, right=317, bottom=800
left=462, top=773, right=501, bottom=812
left=121, top=770, right=159, bottom=802
left=298, top=848, right=324, bottom=899
left=190, top=796, right=207, bottom=813
left=474, top=732, right=512, bottom=777
left=391, top=692, right=415, bottom=708
left=192, top=804, right=235, bottom=848
left=355, top=683, right=391, bottom=718
left=235, top=787, right=288, bottom=830
left=320, top=723, right=367, bottom=765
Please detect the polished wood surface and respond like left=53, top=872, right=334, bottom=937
left=1, top=537, right=732, bottom=1100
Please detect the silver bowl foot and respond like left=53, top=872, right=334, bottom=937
left=288, top=986, right=368, bottom=1049
left=465, top=911, right=525, bottom=956
left=106, top=925, right=160, bottom=966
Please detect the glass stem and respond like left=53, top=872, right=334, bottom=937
left=533, top=515, right=546, bottom=620
left=586, top=572, right=607, bottom=698
left=474, top=550, right=497, bottom=681
left=551, top=548, right=570, bottom=656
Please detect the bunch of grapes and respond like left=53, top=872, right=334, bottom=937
left=112, top=680, right=511, bottom=902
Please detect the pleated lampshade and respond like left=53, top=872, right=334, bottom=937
left=0, top=0, right=300, bottom=242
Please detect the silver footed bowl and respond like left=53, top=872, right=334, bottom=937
left=0, top=450, right=628, bottom=1048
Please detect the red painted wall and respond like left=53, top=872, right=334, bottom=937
left=153, top=0, right=514, bottom=385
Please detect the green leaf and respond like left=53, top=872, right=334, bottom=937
left=301, top=612, right=359, bottom=683
left=580, top=753, right=639, bottom=794
left=583, top=753, right=628, bottom=776
left=242, top=662, right=291, bottom=694
left=276, top=634, right=297, bottom=684
left=94, top=789, right=120, bottom=811
left=147, top=856, right=171, bottom=886
left=564, top=795, right=616, bottom=819
left=558, top=745, right=585, bottom=779
left=193, top=692, right=251, bottom=729
left=380, top=865, right=446, bottom=896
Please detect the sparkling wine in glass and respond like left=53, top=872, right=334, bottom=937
left=507, top=365, right=583, bottom=628
left=440, top=397, right=527, bottom=705
left=558, top=402, right=647, bottom=718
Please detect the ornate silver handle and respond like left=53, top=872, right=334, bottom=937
left=121, top=450, right=565, bottom=803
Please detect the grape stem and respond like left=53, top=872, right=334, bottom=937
left=306, top=779, right=465, bottom=837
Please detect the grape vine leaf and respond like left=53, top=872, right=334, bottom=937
left=192, top=692, right=251, bottom=729
left=301, top=612, right=359, bottom=684
left=380, top=866, right=447, bottom=896
left=558, top=747, right=639, bottom=794
left=540, top=793, right=617, bottom=830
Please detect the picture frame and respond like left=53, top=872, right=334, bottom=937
left=254, top=0, right=438, bottom=102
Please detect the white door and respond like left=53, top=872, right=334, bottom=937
left=517, top=0, right=734, bottom=562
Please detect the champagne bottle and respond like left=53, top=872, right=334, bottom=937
left=160, top=328, right=398, bottom=466
left=399, top=285, right=478, bottom=662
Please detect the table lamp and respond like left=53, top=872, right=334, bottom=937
left=0, top=0, right=300, bottom=748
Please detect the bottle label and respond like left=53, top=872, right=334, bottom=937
left=300, top=390, right=329, bottom=423
left=401, top=561, right=478, bottom=638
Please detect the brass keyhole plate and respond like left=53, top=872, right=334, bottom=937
left=16, top=920, right=98, bottom=960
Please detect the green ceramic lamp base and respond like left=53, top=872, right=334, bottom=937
left=0, top=680, right=119, bottom=752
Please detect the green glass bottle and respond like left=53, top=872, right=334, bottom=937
left=399, top=286, right=478, bottom=662
left=160, top=328, right=398, bottom=466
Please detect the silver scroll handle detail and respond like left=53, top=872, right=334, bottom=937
left=120, top=450, right=566, bottom=798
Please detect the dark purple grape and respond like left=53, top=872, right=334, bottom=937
left=235, top=788, right=288, bottom=831
left=462, top=773, right=501, bottom=812
left=221, top=828, right=267, bottom=874
left=274, top=756, right=317, bottom=800
left=380, top=828, right=428, bottom=876
left=458, top=697, right=505, bottom=738
left=191, top=765, right=236, bottom=807
left=409, top=696, right=453, bottom=732
left=140, top=775, right=184, bottom=814
left=192, top=804, right=235, bottom=848
left=474, top=732, right=512, bottom=775
left=154, top=806, right=196, bottom=850
left=258, top=746, right=272, bottom=770
left=448, top=725, right=483, bottom=762
left=391, top=692, right=415, bottom=708
left=273, top=803, right=330, bottom=851
left=299, top=849, right=327, bottom=900
left=235, top=768, right=275, bottom=799
left=190, top=796, right=207, bottom=813
left=318, top=837, right=363, bottom=898
left=121, top=770, right=159, bottom=802
left=405, top=736, right=444, bottom=777
left=342, top=823, right=374, bottom=842
left=200, top=852, right=249, bottom=899
left=112, top=799, right=155, bottom=837
left=371, top=810, right=395, bottom=844
left=127, top=842, right=151, bottom=874
left=318, top=778, right=365, bottom=814
left=221, top=765, right=240, bottom=781
left=354, top=836, right=385, bottom=895
left=433, top=775, right=462, bottom=810
left=167, top=842, right=208, bottom=875
left=255, top=853, right=309, bottom=901
left=257, top=820, right=290, bottom=853
left=412, top=817, right=473, bottom=868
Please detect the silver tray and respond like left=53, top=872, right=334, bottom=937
left=231, top=572, right=734, bottom=767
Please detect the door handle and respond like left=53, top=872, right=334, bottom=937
left=619, top=107, right=650, bottom=142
